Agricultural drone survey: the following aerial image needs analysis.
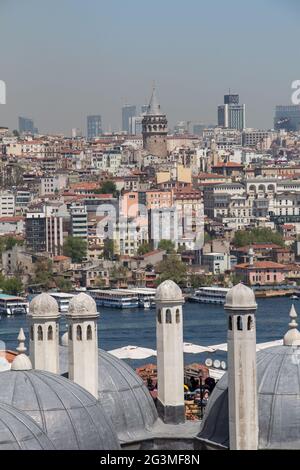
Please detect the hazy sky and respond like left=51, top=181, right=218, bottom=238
left=0, top=0, right=299, bottom=135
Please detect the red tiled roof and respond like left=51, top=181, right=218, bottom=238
left=235, top=261, right=286, bottom=270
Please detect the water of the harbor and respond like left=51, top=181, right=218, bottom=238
left=0, top=297, right=295, bottom=369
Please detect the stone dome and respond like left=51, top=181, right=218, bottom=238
left=155, top=280, right=183, bottom=303
left=225, top=283, right=257, bottom=311
left=68, top=293, right=98, bottom=317
left=29, top=293, right=59, bottom=318
left=0, top=403, right=54, bottom=450
left=59, top=346, right=158, bottom=444
left=198, top=344, right=300, bottom=449
left=11, top=354, right=32, bottom=371
left=0, top=368, right=120, bottom=450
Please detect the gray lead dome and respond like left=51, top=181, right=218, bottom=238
left=60, top=347, right=158, bottom=444
left=0, top=403, right=55, bottom=450
left=0, top=369, right=120, bottom=450
left=198, top=345, right=300, bottom=449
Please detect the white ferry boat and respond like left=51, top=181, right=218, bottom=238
left=0, top=294, right=29, bottom=316
left=124, top=288, right=156, bottom=309
left=49, top=293, right=75, bottom=313
left=89, top=290, right=139, bottom=309
left=189, top=287, right=229, bottom=305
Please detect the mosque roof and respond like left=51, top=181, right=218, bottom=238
left=59, top=346, right=158, bottom=444
left=0, top=368, right=120, bottom=450
left=0, top=403, right=55, bottom=450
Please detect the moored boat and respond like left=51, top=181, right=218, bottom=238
left=188, top=287, right=229, bottom=305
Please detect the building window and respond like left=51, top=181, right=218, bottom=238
left=237, top=316, right=243, bottom=331
left=247, top=316, right=254, bottom=331
left=37, top=325, right=43, bottom=341
left=176, top=309, right=180, bottom=324
left=166, top=309, right=172, bottom=324
left=157, top=309, right=162, bottom=323
left=47, top=325, right=53, bottom=341
left=69, top=325, right=72, bottom=341
left=87, top=325, right=92, bottom=340
left=76, top=325, right=82, bottom=341
left=30, top=326, right=34, bottom=341
left=228, top=316, right=232, bottom=331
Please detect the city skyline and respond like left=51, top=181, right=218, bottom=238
left=0, top=0, right=299, bottom=134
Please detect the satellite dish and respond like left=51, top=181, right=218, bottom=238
left=205, top=358, right=213, bottom=368
left=213, top=360, right=221, bottom=369
left=221, top=361, right=227, bottom=370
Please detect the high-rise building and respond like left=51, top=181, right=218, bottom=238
left=18, top=117, right=35, bottom=134
left=274, top=105, right=300, bottom=132
left=122, top=105, right=136, bottom=134
left=87, top=115, right=102, bottom=140
left=142, top=87, right=168, bottom=158
left=218, top=93, right=246, bottom=130
left=224, top=94, right=239, bottom=105
left=25, top=211, right=63, bottom=255
left=70, top=203, right=88, bottom=240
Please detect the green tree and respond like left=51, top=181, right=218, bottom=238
left=63, top=236, right=87, bottom=263
left=2, top=277, right=23, bottom=295
left=157, top=254, right=187, bottom=287
left=233, top=228, right=285, bottom=248
left=190, top=274, right=214, bottom=288
left=158, top=239, right=175, bottom=254
left=137, top=243, right=152, bottom=255
left=95, top=180, right=117, bottom=196
left=103, top=239, right=115, bottom=260
left=55, top=276, right=72, bottom=292
left=33, top=259, right=54, bottom=288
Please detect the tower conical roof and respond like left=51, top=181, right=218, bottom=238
left=147, top=87, right=161, bottom=115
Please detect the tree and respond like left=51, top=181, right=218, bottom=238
left=55, top=276, right=72, bottom=292
left=156, top=254, right=187, bottom=287
left=63, top=237, right=87, bottom=263
left=12, top=130, right=19, bottom=137
left=137, top=243, right=152, bottom=255
left=95, top=180, right=117, bottom=196
left=103, top=239, right=115, bottom=260
left=32, top=259, right=54, bottom=289
left=158, top=239, right=175, bottom=254
left=1, top=277, right=23, bottom=295
left=233, top=228, right=285, bottom=248
left=190, top=274, right=214, bottom=288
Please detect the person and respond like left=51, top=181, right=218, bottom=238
left=147, top=377, right=154, bottom=391
left=190, top=376, right=199, bottom=392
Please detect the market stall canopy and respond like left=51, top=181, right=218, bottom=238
left=108, top=346, right=157, bottom=360
left=183, top=343, right=215, bottom=354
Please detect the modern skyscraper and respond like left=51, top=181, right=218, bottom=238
left=218, top=93, right=246, bottom=130
left=274, top=105, right=300, bottom=131
left=122, top=105, right=136, bottom=134
left=18, top=117, right=35, bottom=134
left=142, top=87, right=168, bottom=158
left=87, top=115, right=102, bottom=140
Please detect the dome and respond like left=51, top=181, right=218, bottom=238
left=60, top=331, right=68, bottom=347
left=0, top=403, right=54, bottom=450
left=155, top=280, right=183, bottom=303
left=11, top=354, right=32, bottom=371
left=225, top=283, right=257, bottom=311
left=198, top=344, right=300, bottom=449
left=68, top=293, right=98, bottom=317
left=59, top=346, right=158, bottom=444
left=0, top=369, right=120, bottom=450
left=29, top=293, right=59, bottom=318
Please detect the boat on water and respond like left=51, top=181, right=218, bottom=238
left=0, top=294, right=29, bottom=316
left=89, top=290, right=139, bottom=309
left=49, top=293, right=75, bottom=313
left=188, top=287, right=229, bottom=305
left=290, top=295, right=299, bottom=300
left=123, top=288, right=156, bottom=309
